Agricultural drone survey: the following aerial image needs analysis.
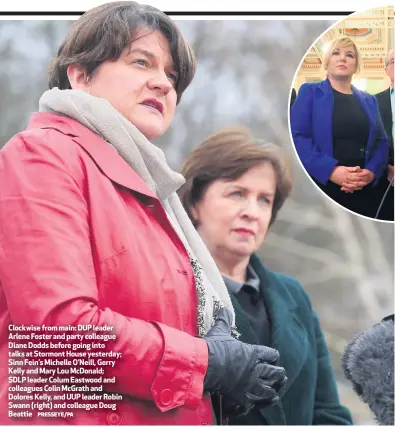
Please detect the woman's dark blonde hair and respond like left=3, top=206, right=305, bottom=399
left=48, top=1, right=196, bottom=103
left=179, top=127, right=293, bottom=227
left=322, top=36, right=362, bottom=74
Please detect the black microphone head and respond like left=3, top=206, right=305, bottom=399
left=342, top=318, right=394, bottom=425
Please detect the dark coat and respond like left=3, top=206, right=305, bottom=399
left=290, top=88, right=297, bottom=109
left=375, top=87, right=393, bottom=163
left=229, top=254, right=353, bottom=425
left=374, top=87, right=394, bottom=220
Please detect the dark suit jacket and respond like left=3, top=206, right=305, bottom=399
left=376, top=87, right=393, bottom=164
left=290, top=88, right=297, bottom=108
left=229, top=254, right=353, bottom=425
left=290, top=78, right=389, bottom=185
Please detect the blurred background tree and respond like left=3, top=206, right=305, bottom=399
left=0, top=19, right=393, bottom=424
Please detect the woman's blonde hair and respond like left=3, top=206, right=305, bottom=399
left=322, top=36, right=362, bottom=74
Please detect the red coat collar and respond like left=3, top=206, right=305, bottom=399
left=27, top=112, right=157, bottom=201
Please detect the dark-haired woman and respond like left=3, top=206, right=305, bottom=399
left=0, top=2, right=285, bottom=424
left=179, top=126, right=353, bottom=425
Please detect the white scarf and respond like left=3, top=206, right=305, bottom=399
left=39, top=88, right=236, bottom=337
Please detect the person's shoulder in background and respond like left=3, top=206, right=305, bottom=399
left=290, top=88, right=297, bottom=108
left=352, top=85, right=379, bottom=105
left=375, top=87, right=391, bottom=100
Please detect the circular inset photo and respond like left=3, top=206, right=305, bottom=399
left=290, top=5, right=394, bottom=221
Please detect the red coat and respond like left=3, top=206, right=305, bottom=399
left=0, top=113, right=211, bottom=425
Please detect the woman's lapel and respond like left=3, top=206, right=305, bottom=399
left=250, top=254, right=308, bottom=387
left=351, top=86, right=376, bottom=151
left=313, top=79, right=335, bottom=156
left=227, top=255, right=310, bottom=424
left=229, top=294, right=259, bottom=344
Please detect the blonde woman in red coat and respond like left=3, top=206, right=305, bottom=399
left=0, top=2, right=286, bottom=425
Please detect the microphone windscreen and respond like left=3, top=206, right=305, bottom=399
left=342, top=319, right=394, bottom=425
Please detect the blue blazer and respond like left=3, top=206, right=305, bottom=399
left=290, top=79, right=389, bottom=185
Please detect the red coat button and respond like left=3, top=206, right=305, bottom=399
left=159, top=388, right=173, bottom=406
left=106, top=411, right=122, bottom=425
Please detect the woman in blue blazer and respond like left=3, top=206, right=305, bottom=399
left=291, top=37, right=388, bottom=218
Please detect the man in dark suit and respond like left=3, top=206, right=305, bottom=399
left=290, top=88, right=297, bottom=108
left=375, top=50, right=394, bottom=221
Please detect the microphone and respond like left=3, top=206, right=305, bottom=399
left=341, top=317, right=394, bottom=425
